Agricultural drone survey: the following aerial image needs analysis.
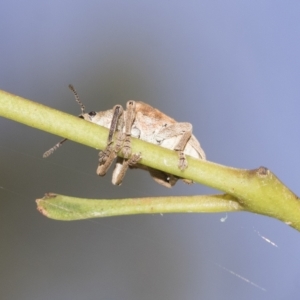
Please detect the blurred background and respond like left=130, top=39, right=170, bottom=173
left=1, top=1, right=300, bottom=299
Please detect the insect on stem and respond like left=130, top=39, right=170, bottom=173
left=42, top=85, right=206, bottom=187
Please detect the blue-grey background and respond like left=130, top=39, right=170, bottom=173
left=1, top=1, right=300, bottom=299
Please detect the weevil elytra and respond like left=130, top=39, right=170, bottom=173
left=43, top=85, right=206, bottom=187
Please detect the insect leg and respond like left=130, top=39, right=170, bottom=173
left=111, top=152, right=141, bottom=185
left=156, top=122, right=193, bottom=170
left=97, top=105, right=124, bottom=176
left=122, top=100, right=136, bottom=158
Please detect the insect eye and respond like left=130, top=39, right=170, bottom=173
left=88, top=111, right=97, bottom=116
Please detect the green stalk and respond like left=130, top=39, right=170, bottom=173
left=1, top=89, right=300, bottom=231
left=36, top=193, right=243, bottom=221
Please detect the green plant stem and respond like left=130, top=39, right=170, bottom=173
left=36, top=193, right=243, bottom=220
left=1, top=89, right=300, bottom=230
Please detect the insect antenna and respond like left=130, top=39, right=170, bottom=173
left=43, top=84, right=85, bottom=158
left=43, top=138, right=68, bottom=158
left=68, top=84, right=85, bottom=114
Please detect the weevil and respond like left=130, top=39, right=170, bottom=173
left=43, top=85, right=206, bottom=187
